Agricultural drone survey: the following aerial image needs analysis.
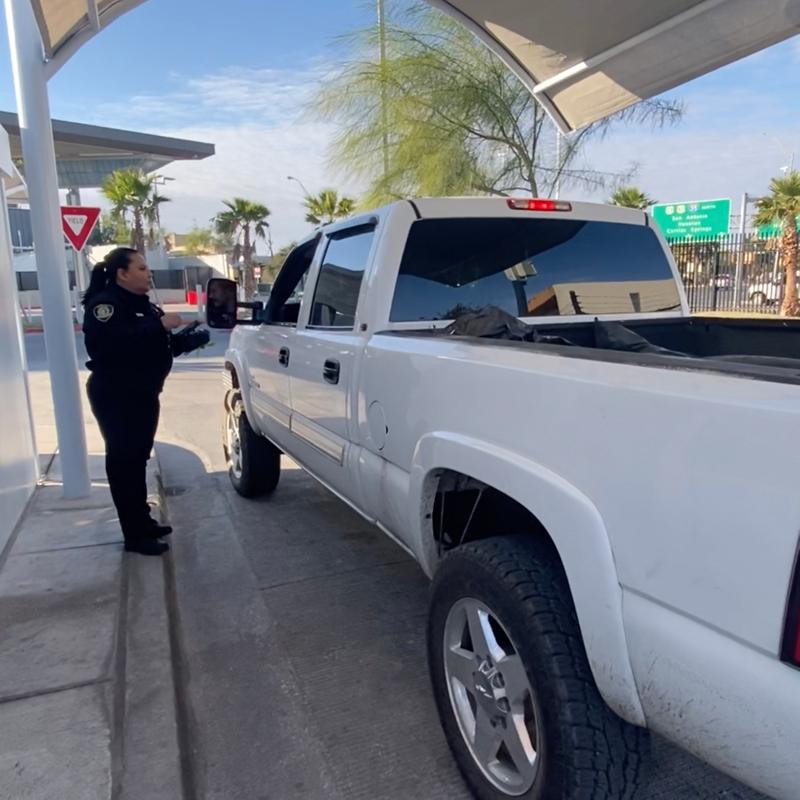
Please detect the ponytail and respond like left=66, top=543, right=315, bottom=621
left=82, top=247, right=138, bottom=306
left=83, top=263, right=108, bottom=306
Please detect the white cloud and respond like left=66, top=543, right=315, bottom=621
left=154, top=119, right=363, bottom=248
left=571, top=86, right=800, bottom=208
left=90, top=63, right=336, bottom=128
left=77, top=62, right=363, bottom=248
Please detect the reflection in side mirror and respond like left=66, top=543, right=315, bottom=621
left=206, top=278, right=238, bottom=329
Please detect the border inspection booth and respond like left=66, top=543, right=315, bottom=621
left=0, top=122, right=37, bottom=552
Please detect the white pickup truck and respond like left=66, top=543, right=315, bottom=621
left=206, top=198, right=800, bottom=800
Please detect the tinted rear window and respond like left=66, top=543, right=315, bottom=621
left=389, top=218, right=680, bottom=321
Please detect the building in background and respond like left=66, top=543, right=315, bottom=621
left=1, top=111, right=215, bottom=306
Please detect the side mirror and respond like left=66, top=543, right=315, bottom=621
left=205, top=278, right=262, bottom=329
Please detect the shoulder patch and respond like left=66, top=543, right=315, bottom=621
left=93, top=303, right=115, bottom=322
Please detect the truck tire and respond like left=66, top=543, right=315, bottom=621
left=224, top=392, right=280, bottom=498
left=427, top=535, right=649, bottom=800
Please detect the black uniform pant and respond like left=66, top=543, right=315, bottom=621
left=87, top=374, right=160, bottom=542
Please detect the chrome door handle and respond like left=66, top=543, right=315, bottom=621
left=323, top=359, right=340, bottom=385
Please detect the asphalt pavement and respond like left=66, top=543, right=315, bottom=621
left=24, top=330, right=767, bottom=800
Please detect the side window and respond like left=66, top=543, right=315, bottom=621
left=264, top=236, right=320, bottom=325
left=309, top=225, right=375, bottom=329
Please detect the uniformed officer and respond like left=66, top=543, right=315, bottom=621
left=82, top=247, right=209, bottom=555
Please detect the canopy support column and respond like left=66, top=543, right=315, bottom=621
left=5, top=0, right=90, bottom=498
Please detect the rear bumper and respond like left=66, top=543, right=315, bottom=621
left=625, top=591, right=800, bottom=800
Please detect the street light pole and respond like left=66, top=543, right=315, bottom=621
left=733, top=192, right=767, bottom=307
left=377, top=0, right=389, bottom=182
left=733, top=192, right=749, bottom=307
left=151, top=174, right=174, bottom=250
left=287, top=175, right=311, bottom=197
left=762, top=132, right=796, bottom=174
left=5, top=0, right=90, bottom=497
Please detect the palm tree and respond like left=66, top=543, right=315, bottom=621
left=101, top=169, right=166, bottom=253
left=609, top=186, right=655, bottom=210
left=754, top=172, right=800, bottom=316
left=304, top=188, right=356, bottom=226
left=214, top=198, right=271, bottom=297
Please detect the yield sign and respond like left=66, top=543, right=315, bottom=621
left=60, top=206, right=101, bottom=251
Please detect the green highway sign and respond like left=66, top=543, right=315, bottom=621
left=651, top=198, right=731, bottom=239
left=756, top=215, right=800, bottom=239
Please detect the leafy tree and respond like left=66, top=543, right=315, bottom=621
left=275, top=241, right=298, bottom=263
left=214, top=198, right=271, bottom=297
left=181, top=225, right=231, bottom=255
left=257, top=240, right=300, bottom=283
left=313, top=2, right=682, bottom=205
left=101, top=169, right=168, bottom=252
left=304, top=188, right=357, bottom=226
left=609, top=186, right=655, bottom=210
left=754, top=172, right=800, bottom=316
left=87, top=212, right=131, bottom=246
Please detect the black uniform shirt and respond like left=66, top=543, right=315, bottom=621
left=83, top=283, right=176, bottom=394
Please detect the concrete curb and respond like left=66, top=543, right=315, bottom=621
left=113, top=457, right=185, bottom=800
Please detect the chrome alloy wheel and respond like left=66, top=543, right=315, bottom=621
left=225, top=405, right=243, bottom=480
left=443, top=598, right=542, bottom=796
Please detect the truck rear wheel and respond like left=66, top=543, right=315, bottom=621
left=427, top=535, right=648, bottom=800
left=224, top=393, right=280, bottom=498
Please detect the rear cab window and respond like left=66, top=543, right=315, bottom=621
left=389, top=218, right=681, bottom=322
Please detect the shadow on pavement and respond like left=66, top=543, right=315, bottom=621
left=154, top=440, right=767, bottom=800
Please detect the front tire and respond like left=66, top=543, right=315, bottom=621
left=428, top=535, right=649, bottom=800
left=224, top=393, right=280, bottom=498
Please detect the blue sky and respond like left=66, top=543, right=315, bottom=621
left=2, top=1, right=800, bottom=247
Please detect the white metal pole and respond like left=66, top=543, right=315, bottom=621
left=65, top=187, right=86, bottom=324
left=5, top=0, right=90, bottom=497
left=733, top=192, right=747, bottom=307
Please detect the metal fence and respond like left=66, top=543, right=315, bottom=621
left=667, top=233, right=785, bottom=315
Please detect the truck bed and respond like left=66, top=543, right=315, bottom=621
left=394, top=316, right=800, bottom=386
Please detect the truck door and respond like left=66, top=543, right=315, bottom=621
left=289, top=222, right=376, bottom=497
left=248, top=236, right=319, bottom=451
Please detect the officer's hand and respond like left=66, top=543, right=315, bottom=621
left=182, top=328, right=211, bottom=353
left=161, top=312, right=183, bottom=331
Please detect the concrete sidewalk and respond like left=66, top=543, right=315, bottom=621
left=0, top=380, right=183, bottom=800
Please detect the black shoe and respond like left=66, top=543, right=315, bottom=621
left=125, top=538, right=169, bottom=556
left=146, top=520, right=173, bottom=538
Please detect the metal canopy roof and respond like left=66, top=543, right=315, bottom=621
left=0, top=110, right=214, bottom=189
left=31, top=0, right=149, bottom=78
left=27, top=0, right=800, bottom=130
left=428, top=0, right=800, bottom=130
